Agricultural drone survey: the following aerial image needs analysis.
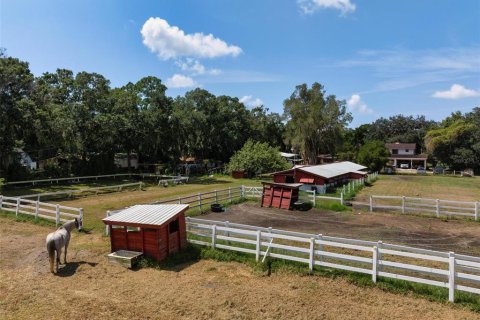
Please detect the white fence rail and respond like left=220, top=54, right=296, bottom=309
left=5, top=173, right=188, bottom=186
left=186, top=218, right=480, bottom=302
left=18, top=182, right=144, bottom=201
left=0, top=195, right=83, bottom=227
left=369, top=195, right=479, bottom=221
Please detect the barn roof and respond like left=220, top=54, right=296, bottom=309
left=103, top=204, right=189, bottom=226
left=385, top=142, right=416, bottom=149
left=297, top=161, right=367, bottom=179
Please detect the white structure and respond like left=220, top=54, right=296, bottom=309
left=385, top=142, right=427, bottom=169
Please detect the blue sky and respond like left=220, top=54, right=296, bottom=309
left=1, top=0, right=479, bottom=126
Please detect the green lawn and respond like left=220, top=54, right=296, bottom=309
left=356, top=174, right=480, bottom=202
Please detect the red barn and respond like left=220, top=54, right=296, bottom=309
left=261, top=182, right=301, bottom=209
left=103, top=204, right=189, bottom=262
left=272, top=161, right=368, bottom=192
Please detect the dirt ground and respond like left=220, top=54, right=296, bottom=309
left=201, top=202, right=480, bottom=256
left=1, top=217, right=479, bottom=320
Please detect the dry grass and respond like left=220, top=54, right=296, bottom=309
left=1, top=217, right=479, bottom=320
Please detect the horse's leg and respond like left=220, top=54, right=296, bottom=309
left=57, top=247, right=62, bottom=268
left=64, top=244, right=68, bottom=264
left=64, top=235, right=70, bottom=264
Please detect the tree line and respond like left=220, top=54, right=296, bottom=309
left=1, top=51, right=479, bottom=180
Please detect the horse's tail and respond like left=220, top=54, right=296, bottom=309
left=47, top=238, right=56, bottom=273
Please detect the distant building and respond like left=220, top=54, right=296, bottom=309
left=280, top=152, right=303, bottom=164
left=385, top=142, right=427, bottom=169
left=272, top=161, right=368, bottom=193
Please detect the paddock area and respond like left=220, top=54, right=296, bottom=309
left=1, top=216, right=479, bottom=320
left=201, top=202, right=480, bottom=256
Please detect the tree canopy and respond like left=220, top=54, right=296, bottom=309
left=227, top=140, right=290, bottom=177
left=283, top=83, right=352, bottom=164
left=357, top=140, right=390, bottom=172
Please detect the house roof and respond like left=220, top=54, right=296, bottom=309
left=298, top=161, right=367, bottom=179
left=262, top=182, right=303, bottom=188
left=280, top=152, right=299, bottom=158
left=385, top=142, right=416, bottom=149
left=102, top=204, right=189, bottom=227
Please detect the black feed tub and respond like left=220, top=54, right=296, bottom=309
left=211, top=203, right=223, bottom=212
left=293, top=201, right=313, bottom=211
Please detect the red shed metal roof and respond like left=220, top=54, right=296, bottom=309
left=103, top=204, right=189, bottom=226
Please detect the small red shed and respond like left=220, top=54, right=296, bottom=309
left=102, top=204, right=189, bottom=262
left=261, top=182, right=302, bottom=210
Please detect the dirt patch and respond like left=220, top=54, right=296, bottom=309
left=1, top=217, right=478, bottom=320
left=200, top=202, right=480, bottom=255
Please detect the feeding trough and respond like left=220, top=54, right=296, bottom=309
left=107, top=250, right=143, bottom=269
left=293, top=201, right=312, bottom=211
left=211, top=203, right=223, bottom=212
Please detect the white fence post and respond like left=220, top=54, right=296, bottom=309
left=228, top=187, right=232, bottom=203
left=211, top=225, right=216, bottom=249
left=312, top=189, right=316, bottom=207
left=16, top=198, right=20, bottom=217
left=79, top=208, right=84, bottom=229
left=402, top=196, right=405, bottom=214
left=436, top=199, right=440, bottom=218
left=35, top=200, right=40, bottom=219
left=475, top=202, right=479, bottom=221
left=241, top=185, right=245, bottom=198
left=372, top=246, right=378, bottom=283
left=369, top=196, right=373, bottom=212
left=340, top=192, right=344, bottom=205
left=198, top=193, right=202, bottom=209
left=0, top=195, right=3, bottom=210
left=449, top=252, right=455, bottom=302
left=309, top=238, right=315, bottom=272
left=256, top=230, right=261, bottom=262
left=55, top=204, right=60, bottom=226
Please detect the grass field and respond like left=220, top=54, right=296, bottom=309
left=356, top=174, right=480, bottom=202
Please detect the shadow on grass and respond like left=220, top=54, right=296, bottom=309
left=134, top=245, right=202, bottom=272
left=56, top=261, right=98, bottom=277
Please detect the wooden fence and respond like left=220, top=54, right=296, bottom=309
left=186, top=217, right=480, bottom=302
left=0, top=195, right=83, bottom=227
left=18, top=182, right=144, bottom=201
left=369, top=195, right=479, bottom=221
left=5, top=173, right=188, bottom=186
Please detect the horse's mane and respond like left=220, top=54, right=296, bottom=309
left=59, top=219, right=78, bottom=232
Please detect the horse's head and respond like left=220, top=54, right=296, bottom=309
left=74, top=218, right=82, bottom=231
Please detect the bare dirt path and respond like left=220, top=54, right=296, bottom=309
left=1, top=217, right=479, bottom=320
left=200, top=202, right=480, bottom=255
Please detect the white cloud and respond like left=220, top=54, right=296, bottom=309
left=176, top=58, right=222, bottom=76
left=347, top=94, right=372, bottom=113
left=165, top=74, right=198, bottom=88
left=432, top=84, right=480, bottom=99
left=298, top=0, right=356, bottom=15
left=141, top=17, right=242, bottom=60
left=240, top=95, right=264, bottom=107
left=339, top=47, right=480, bottom=93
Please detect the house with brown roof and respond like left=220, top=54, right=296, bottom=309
left=385, top=142, right=427, bottom=169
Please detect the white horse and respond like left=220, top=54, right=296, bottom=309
left=46, top=218, right=80, bottom=274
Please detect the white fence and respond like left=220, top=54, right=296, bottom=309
left=369, top=195, right=479, bottom=221
left=0, top=195, right=83, bottom=227
left=186, top=218, right=480, bottom=302
left=157, top=176, right=189, bottom=186
left=18, top=182, right=144, bottom=201
left=5, top=173, right=188, bottom=186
